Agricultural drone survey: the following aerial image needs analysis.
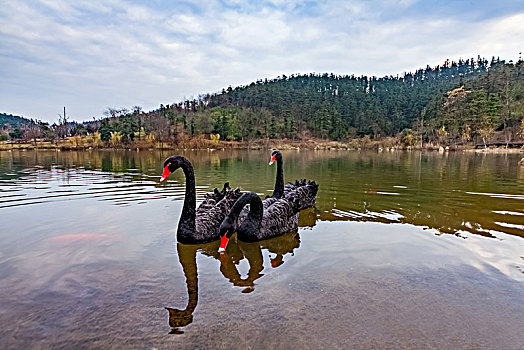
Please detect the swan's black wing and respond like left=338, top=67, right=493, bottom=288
left=201, top=182, right=230, bottom=204
left=283, top=179, right=307, bottom=196
left=270, top=179, right=318, bottom=211
left=257, top=197, right=299, bottom=240
left=194, top=187, right=242, bottom=241
left=284, top=180, right=318, bottom=211
left=238, top=179, right=318, bottom=231
left=255, top=181, right=318, bottom=240
left=264, top=179, right=304, bottom=199
left=197, top=182, right=232, bottom=213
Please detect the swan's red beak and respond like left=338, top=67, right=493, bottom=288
left=218, top=234, right=229, bottom=253
left=269, top=154, right=276, bottom=165
left=160, top=166, right=171, bottom=182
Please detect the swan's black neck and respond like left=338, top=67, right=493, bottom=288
left=178, top=158, right=197, bottom=241
left=227, top=192, right=263, bottom=241
left=272, top=154, right=284, bottom=198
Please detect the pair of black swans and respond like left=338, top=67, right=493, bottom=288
left=159, top=150, right=318, bottom=252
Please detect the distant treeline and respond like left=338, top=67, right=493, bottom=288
left=1, top=56, right=523, bottom=148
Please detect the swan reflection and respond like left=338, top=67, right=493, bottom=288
left=165, top=242, right=200, bottom=334
left=219, top=230, right=300, bottom=293
left=166, top=231, right=301, bottom=333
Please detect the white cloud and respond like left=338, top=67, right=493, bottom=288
left=0, top=0, right=523, bottom=122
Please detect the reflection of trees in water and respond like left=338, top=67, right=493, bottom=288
left=316, top=191, right=524, bottom=239
left=311, top=153, right=524, bottom=239
left=166, top=231, right=301, bottom=334
left=0, top=149, right=247, bottom=176
left=3, top=150, right=522, bottom=238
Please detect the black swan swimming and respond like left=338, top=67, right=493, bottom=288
left=160, top=155, right=242, bottom=244
left=236, top=149, right=317, bottom=224
left=218, top=181, right=318, bottom=251
left=267, top=149, right=317, bottom=210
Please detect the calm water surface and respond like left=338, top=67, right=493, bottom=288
left=0, top=150, right=523, bottom=349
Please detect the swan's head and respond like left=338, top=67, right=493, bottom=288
left=160, top=155, right=187, bottom=182
left=218, top=216, right=236, bottom=253
left=269, top=149, right=282, bottom=165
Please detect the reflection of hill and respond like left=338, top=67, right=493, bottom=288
left=316, top=195, right=524, bottom=239
left=0, top=149, right=247, bottom=175
left=2, top=150, right=522, bottom=239
left=308, top=151, right=524, bottom=239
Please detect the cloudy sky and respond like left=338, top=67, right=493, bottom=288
left=1, top=0, right=523, bottom=122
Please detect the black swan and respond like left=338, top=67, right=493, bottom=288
left=235, top=149, right=317, bottom=224
left=268, top=149, right=317, bottom=210
left=159, top=155, right=242, bottom=244
left=218, top=181, right=318, bottom=251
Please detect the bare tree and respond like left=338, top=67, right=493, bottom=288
left=104, top=107, right=129, bottom=119
left=56, top=107, right=70, bottom=139
left=22, top=121, right=42, bottom=145
left=144, top=113, right=170, bottom=142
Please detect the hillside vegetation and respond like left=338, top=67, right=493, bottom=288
left=1, top=56, right=523, bottom=149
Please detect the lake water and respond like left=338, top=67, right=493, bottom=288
left=0, top=149, right=523, bottom=349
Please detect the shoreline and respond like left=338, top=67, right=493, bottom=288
left=1, top=140, right=523, bottom=153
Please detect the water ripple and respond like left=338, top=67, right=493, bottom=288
left=0, top=167, right=218, bottom=209
left=467, top=191, right=524, bottom=200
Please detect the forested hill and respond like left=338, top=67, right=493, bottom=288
left=207, top=60, right=474, bottom=139
left=199, top=57, right=522, bottom=142
left=0, top=113, right=35, bottom=129
left=2, top=56, right=523, bottom=148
